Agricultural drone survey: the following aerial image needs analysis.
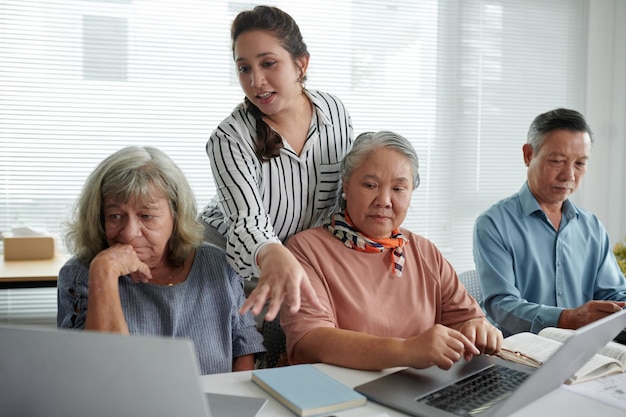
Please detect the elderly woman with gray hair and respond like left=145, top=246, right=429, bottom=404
left=57, top=146, right=265, bottom=374
left=281, top=131, right=502, bottom=371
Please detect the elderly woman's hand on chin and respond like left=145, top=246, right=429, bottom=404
left=89, top=243, right=153, bottom=285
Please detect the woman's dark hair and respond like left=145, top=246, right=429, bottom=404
left=231, top=5, right=310, bottom=161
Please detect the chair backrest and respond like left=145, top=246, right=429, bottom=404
left=259, top=315, right=287, bottom=368
left=458, top=269, right=483, bottom=306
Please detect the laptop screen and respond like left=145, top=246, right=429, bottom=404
left=0, top=326, right=213, bottom=417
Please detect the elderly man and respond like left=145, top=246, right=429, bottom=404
left=473, top=108, right=626, bottom=337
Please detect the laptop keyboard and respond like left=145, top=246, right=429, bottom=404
left=417, top=365, right=530, bottom=416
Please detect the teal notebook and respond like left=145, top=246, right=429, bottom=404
left=251, top=364, right=367, bottom=416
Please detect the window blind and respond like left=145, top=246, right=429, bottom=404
left=0, top=0, right=587, bottom=325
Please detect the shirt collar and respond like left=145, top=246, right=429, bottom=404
left=519, top=181, right=578, bottom=220
left=305, top=89, right=333, bottom=126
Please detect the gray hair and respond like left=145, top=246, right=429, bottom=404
left=527, top=108, right=594, bottom=151
left=64, top=146, right=204, bottom=266
left=341, top=130, right=420, bottom=193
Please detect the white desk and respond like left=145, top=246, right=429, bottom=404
left=199, top=363, right=624, bottom=417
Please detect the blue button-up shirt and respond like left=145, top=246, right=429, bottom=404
left=473, top=182, right=626, bottom=336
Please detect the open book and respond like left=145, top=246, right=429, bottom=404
left=498, top=327, right=626, bottom=384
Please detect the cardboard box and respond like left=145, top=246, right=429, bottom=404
left=3, top=236, right=55, bottom=261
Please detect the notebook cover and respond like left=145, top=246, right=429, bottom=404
left=251, top=364, right=366, bottom=416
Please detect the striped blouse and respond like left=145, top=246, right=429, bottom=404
left=200, top=89, right=354, bottom=279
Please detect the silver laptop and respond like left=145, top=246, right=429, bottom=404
left=0, top=325, right=267, bottom=417
left=355, top=308, right=626, bottom=417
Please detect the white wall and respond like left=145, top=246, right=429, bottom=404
left=581, top=0, right=626, bottom=246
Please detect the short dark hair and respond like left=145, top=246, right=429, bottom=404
left=527, top=108, right=594, bottom=151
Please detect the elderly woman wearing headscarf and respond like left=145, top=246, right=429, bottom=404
left=281, top=131, right=502, bottom=371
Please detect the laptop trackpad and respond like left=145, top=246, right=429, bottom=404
left=354, top=355, right=496, bottom=411
left=394, top=356, right=495, bottom=399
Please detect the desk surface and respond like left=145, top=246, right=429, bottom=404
left=0, top=253, right=69, bottom=284
left=199, top=363, right=624, bottom=417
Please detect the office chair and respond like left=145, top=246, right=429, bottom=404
left=258, top=315, right=287, bottom=368
left=458, top=269, right=483, bottom=306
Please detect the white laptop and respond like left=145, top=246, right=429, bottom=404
left=0, top=325, right=267, bottom=417
left=355, top=308, right=626, bottom=417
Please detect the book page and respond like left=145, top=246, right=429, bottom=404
left=539, top=327, right=626, bottom=367
left=500, top=331, right=624, bottom=384
left=563, top=372, right=626, bottom=411
left=598, top=341, right=626, bottom=367
left=570, top=355, right=623, bottom=384
left=537, top=327, right=575, bottom=343
left=501, top=332, right=562, bottom=365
